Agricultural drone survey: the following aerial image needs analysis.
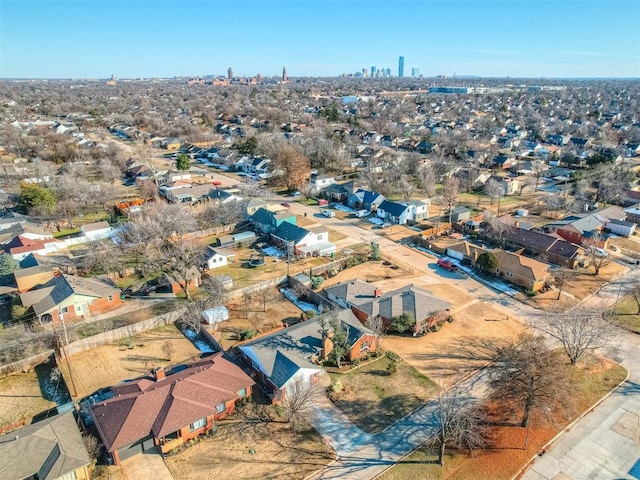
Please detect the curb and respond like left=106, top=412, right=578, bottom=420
left=511, top=360, right=630, bottom=480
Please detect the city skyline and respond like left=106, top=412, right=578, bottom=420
left=1, top=0, right=639, bottom=79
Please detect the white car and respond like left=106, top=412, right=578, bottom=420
left=355, top=209, right=370, bottom=218
left=321, top=209, right=335, bottom=218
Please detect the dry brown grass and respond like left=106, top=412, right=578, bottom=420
left=380, top=358, right=627, bottom=480
left=60, top=323, right=201, bottom=399
left=166, top=411, right=334, bottom=480
left=0, top=371, right=56, bottom=431
left=382, top=302, right=526, bottom=386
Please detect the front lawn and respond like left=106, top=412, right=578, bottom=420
left=379, top=358, right=627, bottom=480
left=328, top=353, right=437, bottom=433
left=166, top=403, right=334, bottom=480
left=610, top=294, right=640, bottom=333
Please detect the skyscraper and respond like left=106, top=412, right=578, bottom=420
left=282, top=66, right=287, bottom=83
left=398, top=56, right=404, bottom=77
left=371, top=66, right=376, bottom=77
left=227, top=67, right=233, bottom=79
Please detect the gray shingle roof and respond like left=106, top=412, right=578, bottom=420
left=239, top=309, right=372, bottom=388
left=0, top=411, right=90, bottom=480
left=271, top=222, right=309, bottom=244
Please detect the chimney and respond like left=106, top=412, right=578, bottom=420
left=374, top=288, right=382, bottom=298
left=153, top=367, right=165, bottom=381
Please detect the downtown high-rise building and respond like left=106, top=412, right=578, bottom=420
left=398, top=56, right=404, bottom=77
left=371, top=66, right=377, bottom=77
left=227, top=67, right=233, bottom=79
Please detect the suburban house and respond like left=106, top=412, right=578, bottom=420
left=244, top=198, right=270, bottom=217
left=270, top=222, right=336, bottom=257
left=0, top=211, right=29, bottom=231
left=490, top=250, right=550, bottom=292
left=19, top=273, right=122, bottom=324
left=3, top=235, right=63, bottom=261
left=496, top=226, right=584, bottom=268
left=250, top=207, right=296, bottom=235
left=203, top=246, right=236, bottom=270
left=406, top=200, right=430, bottom=222
left=91, top=355, right=254, bottom=464
left=377, top=200, right=411, bottom=224
left=0, top=411, right=91, bottom=480
left=80, top=221, right=113, bottom=241
left=555, top=215, right=607, bottom=248
left=322, top=181, right=355, bottom=202
left=164, top=184, right=213, bottom=204
left=324, top=281, right=452, bottom=335
left=347, top=189, right=386, bottom=211
left=238, top=309, right=377, bottom=402
left=309, top=173, right=336, bottom=192
left=216, top=231, right=256, bottom=248
left=13, top=264, right=55, bottom=293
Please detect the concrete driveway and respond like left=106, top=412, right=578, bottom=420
left=120, top=451, right=173, bottom=480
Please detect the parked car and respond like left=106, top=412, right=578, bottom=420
left=436, top=258, right=458, bottom=272
left=321, top=209, right=335, bottom=217
left=355, top=209, right=370, bottom=218
left=280, top=202, right=291, bottom=208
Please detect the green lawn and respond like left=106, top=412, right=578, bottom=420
left=610, top=294, right=640, bottom=333
left=52, top=227, right=81, bottom=239
left=328, top=354, right=437, bottom=433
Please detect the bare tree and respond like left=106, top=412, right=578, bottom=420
left=627, top=285, right=640, bottom=315
left=417, top=162, right=436, bottom=197
left=484, top=178, right=504, bottom=214
left=533, top=308, right=613, bottom=365
left=483, top=210, right=509, bottom=246
left=583, top=235, right=611, bottom=276
left=490, top=334, right=571, bottom=449
left=161, top=239, right=204, bottom=301
left=280, top=375, right=318, bottom=430
left=365, top=315, right=384, bottom=351
left=441, top=176, right=460, bottom=224
left=429, top=384, right=486, bottom=466
left=398, top=176, right=415, bottom=202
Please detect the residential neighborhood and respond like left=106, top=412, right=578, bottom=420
left=0, top=70, right=639, bottom=480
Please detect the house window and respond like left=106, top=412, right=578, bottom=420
left=107, top=295, right=113, bottom=302
left=317, top=235, right=323, bottom=240
left=59, top=471, right=77, bottom=480
left=238, top=388, right=247, bottom=397
left=360, top=341, right=370, bottom=353
left=61, top=307, right=68, bottom=314
left=216, top=403, right=226, bottom=413
left=190, top=417, right=207, bottom=431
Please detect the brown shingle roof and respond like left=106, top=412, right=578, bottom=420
left=91, top=354, right=254, bottom=452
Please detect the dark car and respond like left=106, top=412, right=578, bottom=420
left=281, top=202, right=291, bottom=208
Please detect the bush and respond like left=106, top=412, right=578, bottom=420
left=239, top=329, right=257, bottom=341
left=11, top=303, right=27, bottom=320
left=311, top=276, right=324, bottom=289
left=386, top=361, right=397, bottom=376
left=526, top=290, right=537, bottom=297
left=305, top=310, right=316, bottom=319
left=386, top=351, right=401, bottom=362
left=351, top=358, right=360, bottom=366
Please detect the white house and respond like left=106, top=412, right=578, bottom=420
left=204, top=246, right=235, bottom=270
left=80, top=221, right=113, bottom=241
left=310, top=174, right=336, bottom=192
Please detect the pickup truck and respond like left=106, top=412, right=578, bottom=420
left=436, top=258, right=458, bottom=272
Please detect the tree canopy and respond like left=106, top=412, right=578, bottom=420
left=477, top=252, right=498, bottom=272
left=176, top=153, right=191, bottom=171
left=19, top=182, right=57, bottom=215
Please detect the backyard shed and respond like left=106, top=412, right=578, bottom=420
left=201, top=306, right=229, bottom=325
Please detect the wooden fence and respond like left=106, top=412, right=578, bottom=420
left=58, top=308, right=186, bottom=359
left=0, top=350, right=55, bottom=377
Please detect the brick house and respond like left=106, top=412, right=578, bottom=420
left=238, top=309, right=377, bottom=403
left=324, top=281, right=451, bottom=335
left=91, top=354, right=254, bottom=465
left=490, top=250, right=550, bottom=292
left=19, top=273, right=122, bottom=324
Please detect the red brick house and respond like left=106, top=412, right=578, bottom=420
left=91, top=354, right=254, bottom=464
left=160, top=266, right=202, bottom=294
left=238, top=309, right=377, bottom=403
left=19, top=273, right=122, bottom=324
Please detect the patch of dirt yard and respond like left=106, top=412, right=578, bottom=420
left=321, top=260, right=422, bottom=288
left=382, top=302, right=526, bottom=386
left=60, top=323, right=201, bottom=399
left=328, top=355, right=437, bottom=434
left=0, top=371, right=56, bottom=431
left=166, top=411, right=334, bottom=480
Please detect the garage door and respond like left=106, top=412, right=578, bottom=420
left=446, top=248, right=464, bottom=261
left=118, top=436, right=156, bottom=462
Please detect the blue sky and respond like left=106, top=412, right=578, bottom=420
left=1, top=0, right=638, bottom=78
